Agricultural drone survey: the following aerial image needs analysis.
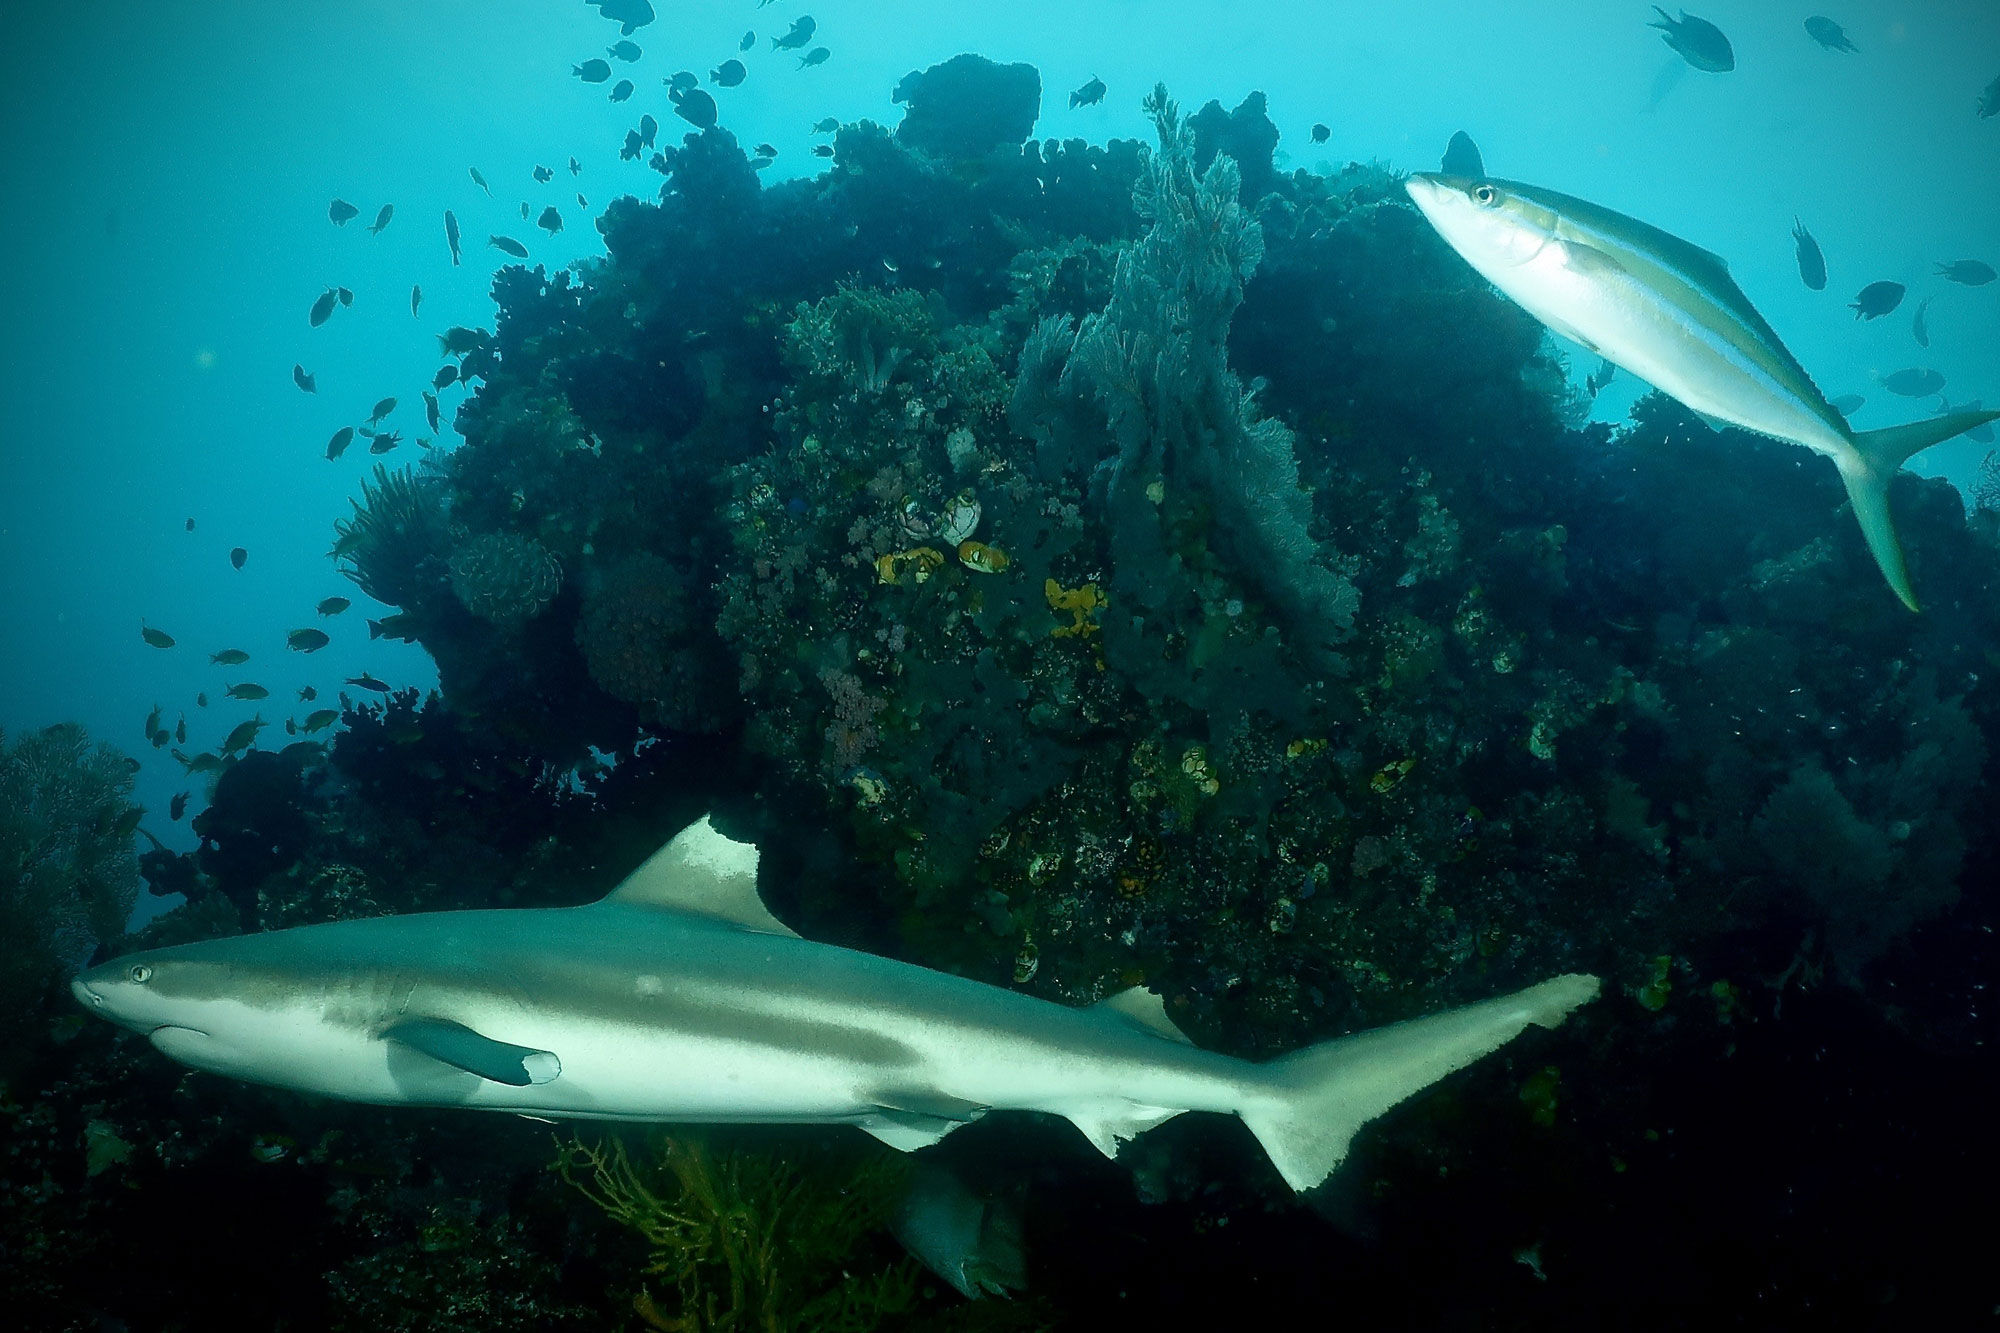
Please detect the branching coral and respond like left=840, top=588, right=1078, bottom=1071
left=557, top=1134, right=917, bottom=1333
left=785, top=284, right=937, bottom=398
left=449, top=532, right=563, bottom=627
left=0, top=725, right=140, bottom=1044
left=334, top=463, right=453, bottom=610
left=576, top=554, right=733, bottom=733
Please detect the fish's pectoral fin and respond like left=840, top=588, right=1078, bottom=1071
left=602, top=816, right=799, bottom=937
left=384, top=1017, right=561, bottom=1087
left=857, top=1112, right=968, bottom=1152
left=1065, top=1104, right=1188, bottom=1160
left=1090, top=986, right=1193, bottom=1045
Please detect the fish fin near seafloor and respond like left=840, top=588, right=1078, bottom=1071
left=857, top=1093, right=987, bottom=1152
left=1091, top=986, right=1194, bottom=1044
left=1066, top=1104, right=1190, bottom=1160
left=603, top=815, right=798, bottom=937
left=1237, top=974, right=1599, bottom=1193
left=1839, top=409, right=2000, bottom=613
left=384, top=1017, right=562, bottom=1086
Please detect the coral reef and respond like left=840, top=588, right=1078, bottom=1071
left=894, top=54, right=1043, bottom=161
left=449, top=532, right=564, bottom=627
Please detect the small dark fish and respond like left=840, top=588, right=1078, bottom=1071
left=302, top=708, right=339, bottom=733
left=230, top=546, right=247, bottom=570
left=287, top=628, right=330, bottom=653
left=1804, top=16, right=1858, bottom=53
left=607, top=40, right=641, bottom=61
left=639, top=114, right=658, bottom=148
left=519, top=201, right=530, bottom=219
left=1912, top=297, right=1932, bottom=349
left=577, top=192, right=588, bottom=207
left=569, top=156, right=582, bottom=175
left=1309, top=123, right=1329, bottom=144
left=536, top=206, right=563, bottom=234
left=170, top=792, right=189, bottom=821
left=346, top=673, right=391, bottom=693
left=1981, top=74, right=2000, bottom=120
left=186, top=517, right=195, bottom=531
left=318, top=596, right=350, bottom=616
left=221, top=717, right=265, bottom=753
left=299, top=685, right=317, bottom=701
left=1850, top=280, right=1904, bottom=319
left=367, top=203, right=394, bottom=235
left=712, top=59, right=746, bottom=87
left=750, top=157, right=772, bottom=173
left=1441, top=130, right=1484, bottom=178
left=1936, top=259, right=1996, bottom=286
left=329, top=199, right=359, bottom=226
left=309, top=288, right=338, bottom=327
left=740, top=31, right=755, bottom=51
left=1791, top=220, right=1826, bottom=291
left=292, top=363, right=317, bottom=393
left=196, top=692, right=207, bottom=708
left=811, top=116, right=838, bottom=133
left=410, top=284, right=422, bottom=316
left=337, top=286, right=352, bottom=307
left=144, top=704, right=162, bottom=740
left=1880, top=367, right=1945, bottom=398
left=141, top=623, right=175, bottom=649
left=674, top=90, right=718, bottom=129
left=812, top=143, right=834, bottom=158
left=469, top=166, right=491, bottom=196
left=1069, top=76, right=1106, bottom=109
left=423, top=390, right=441, bottom=433
left=531, top=166, right=553, bottom=186
left=284, top=718, right=296, bottom=736
left=1650, top=8, right=1734, bottom=72
left=667, top=70, right=698, bottom=95
left=368, top=430, right=403, bottom=454
left=772, top=16, right=816, bottom=50
left=1955, top=400, right=1994, bottom=445
left=438, top=326, right=487, bottom=356
left=226, top=682, right=269, bottom=701
left=175, top=748, right=219, bottom=773
left=591, top=0, right=654, bottom=37
left=369, top=396, right=396, bottom=421
left=574, top=59, right=612, bottom=84
left=432, top=363, right=459, bottom=390
left=609, top=79, right=634, bottom=102
left=210, top=649, right=249, bottom=665
left=1831, top=393, right=1865, bottom=417
left=175, top=714, right=186, bottom=743
left=326, top=426, right=355, bottom=460
left=444, top=210, right=462, bottom=266
left=489, top=234, right=529, bottom=258
left=754, top=142, right=777, bottom=158
left=1586, top=358, right=1618, bottom=397
left=368, top=614, right=420, bottom=641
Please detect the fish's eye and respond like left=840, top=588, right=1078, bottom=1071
left=129, top=964, right=153, bottom=984
left=1472, top=183, right=1498, bottom=207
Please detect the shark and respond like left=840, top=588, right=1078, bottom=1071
left=1404, top=172, right=2000, bottom=612
left=73, top=816, right=1599, bottom=1194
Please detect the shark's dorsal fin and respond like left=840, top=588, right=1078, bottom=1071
left=1092, top=986, right=1193, bottom=1045
left=605, top=816, right=799, bottom=938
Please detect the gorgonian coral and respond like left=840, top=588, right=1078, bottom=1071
left=448, top=532, right=563, bottom=627
left=575, top=554, right=733, bottom=733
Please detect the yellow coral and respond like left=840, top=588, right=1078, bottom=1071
left=1045, top=578, right=1106, bottom=638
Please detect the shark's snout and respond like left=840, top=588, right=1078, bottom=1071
left=71, top=975, right=103, bottom=1009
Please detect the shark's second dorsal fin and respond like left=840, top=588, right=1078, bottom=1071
left=605, top=816, right=798, bottom=937
left=1092, top=986, right=1193, bottom=1045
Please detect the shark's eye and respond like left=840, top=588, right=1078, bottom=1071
left=1472, top=184, right=1498, bottom=207
left=129, top=964, right=153, bottom=984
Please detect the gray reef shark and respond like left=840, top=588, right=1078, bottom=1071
left=1404, top=172, right=2000, bottom=612
left=74, top=817, right=1598, bottom=1193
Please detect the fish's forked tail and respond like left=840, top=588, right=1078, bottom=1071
left=1238, top=973, right=1599, bottom=1194
left=1840, top=409, right=2000, bottom=613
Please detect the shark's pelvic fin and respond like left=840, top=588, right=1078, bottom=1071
left=1091, top=986, right=1193, bottom=1045
left=1067, top=1103, right=1189, bottom=1159
left=605, top=815, right=799, bottom=937
left=385, top=1017, right=562, bottom=1086
left=1839, top=409, right=2000, bottom=613
left=1238, top=973, right=1599, bottom=1193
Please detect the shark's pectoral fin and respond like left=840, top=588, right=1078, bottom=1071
left=384, top=1017, right=561, bottom=1087
left=858, top=1090, right=989, bottom=1152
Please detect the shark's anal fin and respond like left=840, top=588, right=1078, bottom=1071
left=384, top=1017, right=562, bottom=1087
left=604, top=815, right=799, bottom=938
left=1091, top=986, right=1193, bottom=1045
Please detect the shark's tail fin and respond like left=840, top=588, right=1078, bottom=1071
left=1237, top=974, right=1599, bottom=1194
left=1840, top=409, right=2000, bottom=612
